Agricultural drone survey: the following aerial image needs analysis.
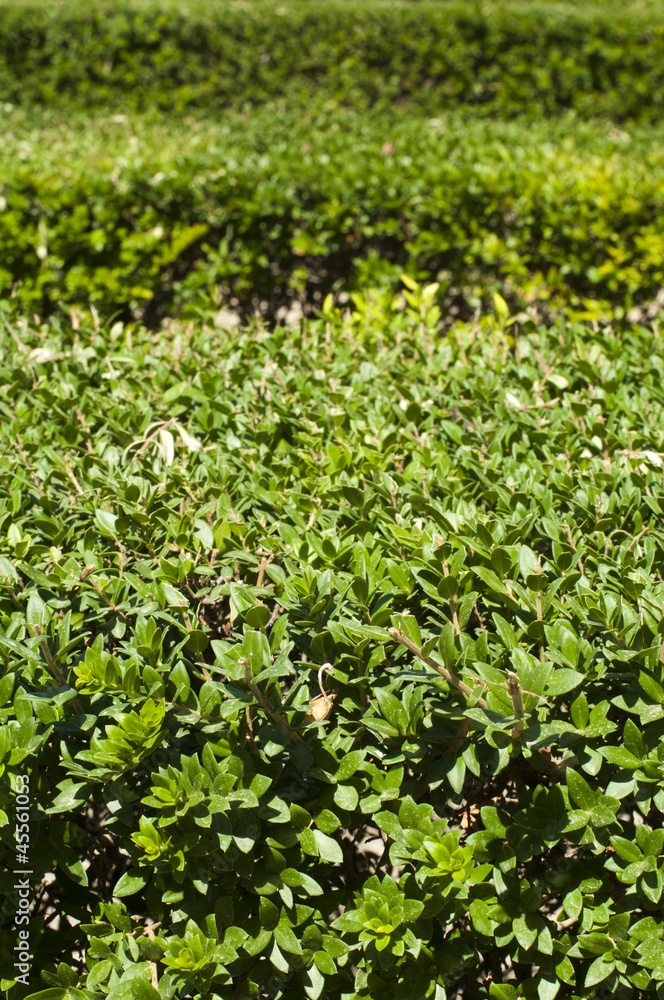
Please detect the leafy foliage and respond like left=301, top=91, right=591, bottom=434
left=1, top=105, right=664, bottom=324
left=2, top=295, right=664, bottom=998
left=3, top=0, right=664, bottom=995
left=1, top=0, right=664, bottom=121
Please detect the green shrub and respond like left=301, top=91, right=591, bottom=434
left=2, top=294, right=664, bottom=998
left=1, top=0, right=664, bottom=120
left=2, top=107, right=664, bottom=325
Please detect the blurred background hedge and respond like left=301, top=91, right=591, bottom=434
left=1, top=1, right=664, bottom=120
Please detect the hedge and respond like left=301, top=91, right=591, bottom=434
left=2, top=297, right=664, bottom=999
left=1, top=107, right=664, bottom=325
left=1, top=0, right=664, bottom=120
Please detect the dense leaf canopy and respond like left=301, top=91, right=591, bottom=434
left=2, top=301, right=664, bottom=998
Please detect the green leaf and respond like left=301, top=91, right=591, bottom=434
left=314, top=950, right=336, bottom=975
left=335, top=750, right=366, bottom=782
left=585, top=954, right=616, bottom=987
left=537, top=976, right=560, bottom=1000
left=545, top=668, right=584, bottom=696
left=579, top=933, right=615, bottom=956
left=518, top=545, right=539, bottom=580
left=641, top=868, right=664, bottom=904
left=113, top=870, right=148, bottom=897
left=470, top=898, right=497, bottom=936
left=600, top=746, right=642, bottom=768
left=274, top=919, right=303, bottom=955
left=489, top=985, right=519, bottom=1000
left=279, top=869, right=323, bottom=896
left=392, top=613, right=421, bottom=647
left=563, top=888, right=583, bottom=920
left=160, top=582, right=188, bottom=608
left=19, top=993, right=68, bottom=1000
left=304, top=962, right=326, bottom=1000
left=623, top=717, right=646, bottom=758
left=26, top=591, right=47, bottom=627
left=555, top=955, right=575, bottom=985
left=107, top=979, right=161, bottom=1000
left=513, top=914, right=537, bottom=950
left=313, top=830, right=343, bottom=864
left=185, top=628, right=209, bottom=653
left=95, top=509, right=118, bottom=536
left=570, top=692, right=589, bottom=729
left=315, top=808, right=341, bottom=834
left=55, top=845, right=88, bottom=886
left=610, top=836, right=644, bottom=864
left=445, top=754, right=466, bottom=794
left=567, top=769, right=596, bottom=811
left=373, top=687, right=407, bottom=733
left=230, top=583, right=258, bottom=614
left=245, top=604, right=271, bottom=629
left=333, top=784, right=359, bottom=811
left=0, top=635, right=41, bottom=662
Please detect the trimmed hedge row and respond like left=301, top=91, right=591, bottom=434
left=3, top=302, right=664, bottom=999
left=1, top=109, right=664, bottom=325
left=1, top=0, right=664, bottom=119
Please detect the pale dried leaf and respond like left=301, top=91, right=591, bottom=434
left=302, top=693, right=337, bottom=725
left=175, top=422, right=203, bottom=452
left=158, top=428, right=175, bottom=466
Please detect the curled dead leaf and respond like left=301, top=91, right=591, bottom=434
left=302, top=664, right=336, bottom=724
left=302, top=692, right=337, bottom=725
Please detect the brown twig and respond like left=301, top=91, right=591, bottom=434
left=31, top=625, right=84, bottom=716
left=256, top=553, right=274, bottom=587
left=473, top=602, right=486, bottom=630
left=172, top=703, right=218, bottom=723
left=306, top=502, right=321, bottom=531
left=83, top=571, right=128, bottom=621
left=626, top=525, right=649, bottom=554
left=64, top=461, right=84, bottom=495
left=443, top=563, right=460, bottom=634
left=240, top=658, right=308, bottom=747
left=267, top=603, right=283, bottom=628
left=245, top=705, right=257, bottom=753
left=442, top=718, right=471, bottom=760
left=388, top=628, right=488, bottom=710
